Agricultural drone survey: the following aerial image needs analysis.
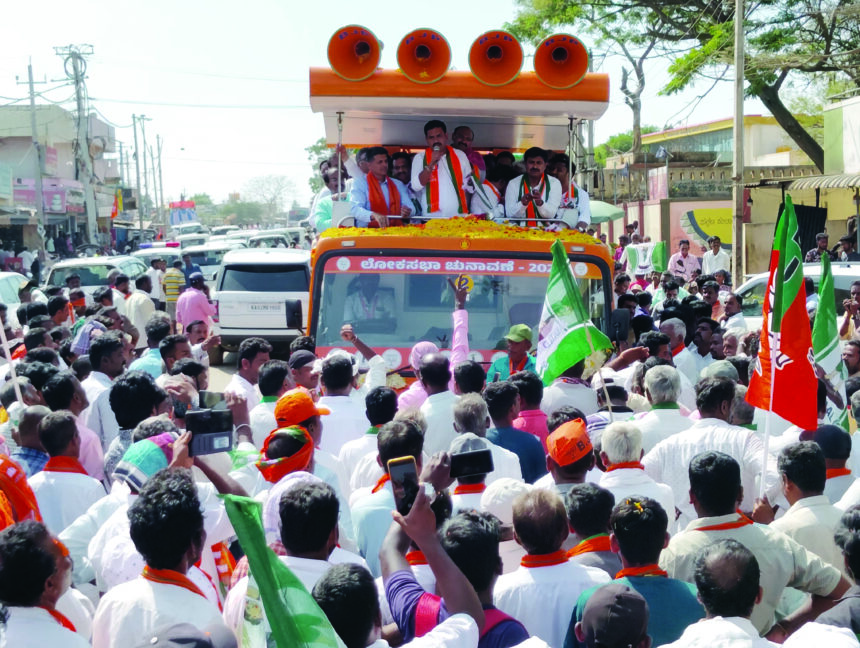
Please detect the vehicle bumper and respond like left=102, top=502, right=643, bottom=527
left=214, top=326, right=303, bottom=349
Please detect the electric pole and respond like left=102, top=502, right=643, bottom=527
left=17, top=62, right=48, bottom=248
left=157, top=135, right=165, bottom=231
left=56, top=44, right=96, bottom=243
left=132, top=115, right=144, bottom=233
left=732, top=0, right=746, bottom=287
left=118, top=141, right=125, bottom=187
left=149, top=144, right=159, bottom=229
left=139, top=115, right=152, bottom=232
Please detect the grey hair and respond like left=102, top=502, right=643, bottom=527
left=132, top=415, right=180, bottom=443
left=660, top=317, right=686, bottom=340
left=730, top=385, right=755, bottom=426
left=644, top=366, right=681, bottom=404
left=453, top=393, right=490, bottom=437
left=394, top=407, right=427, bottom=435
left=601, top=422, right=643, bottom=464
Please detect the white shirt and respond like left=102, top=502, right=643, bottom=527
left=485, top=440, right=524, bottom=484
left=723, top=312, right=748, bottom=331
left=772, top=495, right=845, bottom=572
left=504, top=174, right=562, bottom=224
left=635, top=406, right=694, bottom=453
left=836, top=478, right=860, bottom=510
left=81, top=371, right=120, bottom=450
left=3, top=606, right=92, bottom=648
left=687, top=344, right=714, bottom=379
left=249, top=399, right=277, bottom=448
left=338, top=431, right=379, bottom=498
left=702, top=248, right=731, bottom=276
left=643, top=418, right=774, bottom=528
left=92, top=576, right=227, bottom=648
left=146, top=267, right=165, bottom=301
left=469, top=180, right=504, bottom=220
left=317, top=394, right=370, bottom=456
left=451, top=489, right=485, bottom=514
left=224, top=373, right=261, bottom=413
left=410, top=148, right=473, bottom=218
left=673, top=347, right=700, bottom=387
left=826, top=473, right=856, bottom=504
left=125, top=289, right=155, bottom=350
left=420, top=390, right=460, bottom=457
left=661, top=615, right=777, bottom=648
left=540, top=379, right=599, bottom=417
left=407, top=613, right=479, bottom=648
left=493, top=559, right=610, bottom=648
left=28, top=468, right=105, bottom=535
left=598, top=466, right=675, bottom=525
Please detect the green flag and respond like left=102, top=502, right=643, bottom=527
left=624, top=241, right=667, bottom=275
left=536, top=240, right=614, bottom=386
left=812, top=254, right=849, bottom=429
left=222, top=494, right=345, bottom=648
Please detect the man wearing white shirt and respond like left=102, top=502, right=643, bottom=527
left=224, top=336, right=271, bottom=417
left=505, top=147, right=562, bottom=227
left=701, top=235, right=731, bottom=276
left=339, top=386, right=397, bottom=498
left=411, top=120, right=473, bottom=218
left=541, top=359, right=599, bottom=418
left=548, top=152, right=591, bottom=230
left=660, top=318, right=699, bottom=387
left=318, top=354, right=370, bottom=456
left=248, top=359, right=291, bottom=448
left=145, top=258, right=166, bottom=309
left=419, top=353, right=460, bottom=457
left=687, top=319, right=717, bottom=379
left=124, top=276, right=156, bottom=353
left=637, top=366, right=693, bottom=452
left=453, top=393, right=522, bottom=484
left=81, top=331, right=127, bottom=450
left=720, top=292, right=748, bottom=332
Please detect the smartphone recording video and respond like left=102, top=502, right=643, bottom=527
left=450, top=449, right=494, bottom=479
left=186, top=408, right=233, bottom=457
left=387, top=455, right=419, bottom=516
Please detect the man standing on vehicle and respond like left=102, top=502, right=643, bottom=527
left=505, top=147, right=562, bottom=228
left=548, top=153, right=591, bottom=231
left=411, top=119, right=474, bottom=218
left=175, top=273, right=215, bottom=334
left=349, top=147, right=413, bottom=228
left=392, top=151, right=423, bottom=218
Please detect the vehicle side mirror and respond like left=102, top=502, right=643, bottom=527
left=285, top=299, right=302, bottom=330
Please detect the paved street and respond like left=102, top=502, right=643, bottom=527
left=208, top=351, right=237, bottom=392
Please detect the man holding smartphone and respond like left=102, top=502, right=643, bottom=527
left=667, top=240, right=701, bottom=284
left=504, top=147, right=562, bottom=228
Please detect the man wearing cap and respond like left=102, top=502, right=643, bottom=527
left=488, top=325, right=536, bottom=383
left=494, top=489, right=609, bottom=647
left=175, top=273, right=215, bottom=334
left=288, top=349, right=319, bottom=392
left=573, top=582, right=650, bottom=648
left=534, top=418, right=595, bottom=497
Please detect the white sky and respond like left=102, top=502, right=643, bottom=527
left=1, top=0, right=765, bottom=206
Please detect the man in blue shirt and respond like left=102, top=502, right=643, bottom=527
left=181, top=253, right=202, bottom=287
left=488, top=325, right=536, bottom=383
left=9, top=405, right=50, bottom=477
left=349, top=147, right=413, bottom=228
left=485, top=381, right=546, bottom=484
left=128, top=317, right=170, bottom=379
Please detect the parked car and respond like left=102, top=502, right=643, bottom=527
left=210, top=248, right=310, bottom=363
left=182, top=241, right=246, bottom=282
left=210, top=225, right=240, bottom=237
left=132, top=243, right=182, bottom=269
left=0, top=271, right=31, bottom=327
left=44, top=256, right=148, bottom=296
left=170, top=222, right=208, bottom=237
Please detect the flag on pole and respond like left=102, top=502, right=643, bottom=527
left=110, top=192, right=118, bottom=220
left=536, top=240, right=614, bottom=386
left=221, top=494, right=344, bottom=648
left=746, top=195, right=818, bottom=430
left=625, top=241, right=667, bottom=275
left=812, top=253, right=849, bottom=429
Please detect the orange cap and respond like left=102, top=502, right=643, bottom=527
left=546, top=419, right=592, bottom=466
left=274, top=389, right=330, bottom=427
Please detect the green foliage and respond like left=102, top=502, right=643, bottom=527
left=217, top=201, right=264, bottom=226
left=188, top=193, right=213, bottom=207
left=305, top=137, right=331, bottom=194
left=594, top=127, right=660, bottom=167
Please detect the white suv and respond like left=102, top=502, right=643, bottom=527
left=210, top=248, right=310, bottom=363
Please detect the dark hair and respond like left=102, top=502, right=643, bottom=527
left=547, top=406, right=587, bottom=433
left=695, top=377, right=736, bottom=415
left=617, top=294, right=637, bottom=310
left=419, top=355, right=451, bottom=390
left=109, top=371, right=166, bottom=430
left=614, top=273, right=631, bottom=286
left=729, top=292, right=744, bottom=307
left=72, top=355, right=91, bottom=382
left=377, top=420, right=424, bottom=468
left=439, top=510, right=501, bottom=592
left=159, top=334, right=189, bottom=362
left=689, top=451, right=742, bottom=515
left=133, top=417, right=179, bottom=443
left=290, top=336, right=316, bottom=355
left=26, top=302, right=48, bottom=320
left=145, top=317, right=171, bottom=346
left=638, top=331, right=670, bottom=357
left=237, top=337, right=273, bottom=370
left=170, top=358, right=206, bottom=381
left=257, top=359, right=290, bottom=397
left=610, top=496, right=668, bottom=565
left=365, top=387, right=397, bottom=427
left=423, top=119, right=447, bottom=135
left=47, top=295, right=69, bottom=318
left=93, top=286, right=113, bottom=303
left=279, top=483, right=339, bottom=555
left=128, top=468, right=204, bottom=570
left=0, top=521, right=56, bottom=606
left=89, top=331, right=124, bottom=372
left=664, top=280, right=680, bottom=293
left=25, top=347, right=59, bottom=367
left=496, top=150, right=515, bottom=164
left=483, top=381, right=519, bottom=421
left=694, top=539, right=760, bottom=617
left=321, top=355, right=354, bottom=391
left=37, top=410, right=78, bottom=456
left=41, top=371, right=78, bottom=411
left=778, top=441, right=826, bottom=494
left=312, top=564, right=379, bottom=648
left=23, top=328, right=49, bottom=352
left=548, top=152, right=574, bottom=173
left=726, top=356, right=751, bottom=386
left=509, top=370, right=543, bottom=409
left=565, top=483, right=615, bottom=538
left=636, top=292, right=653, bottom=308
left=365, top=146, right=389, bottom=163
left=114, top=274, right=130, bottom=286
left=835, top=506, right=860, bottom=579
left=391, top=151, right=411, bottom=165
left=185, top=320, right=206, bottom=335
left=0, top=378, right=29, bottom=410
left=135, top=275, right=150, bottom=290
left=16, top=361, right=59, bottom=392
left=453, top=360, right=486, bottom=395
left=523, top=146, right=548, bottom=162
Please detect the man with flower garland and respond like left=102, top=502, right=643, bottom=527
left=411, top=120, right=474, bottom=218
left=504, top=147, right=562, bottom=228
left=350, top=147, right=413, bottom=228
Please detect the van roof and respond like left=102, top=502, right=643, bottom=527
left=184, top=241, right=246, bottom=253
left=222, top=248, right=311, bottom=265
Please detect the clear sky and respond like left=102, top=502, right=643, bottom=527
left=1, top=0, right=763, bottom=206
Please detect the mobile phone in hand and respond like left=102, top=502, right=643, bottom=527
left=187, top=408, right=233, bottom=457
left=450, top=449, right=494, bottom=479
left=388, top=456, right=419, bottom=516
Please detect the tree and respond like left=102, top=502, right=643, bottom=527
left=243, top=175, right=294, bottom=221
left=305, top=137, right=332, bottom=194
left=217, top=201, right=264, bottom=227
left=189, top=193, right=213, bottom=207
left=594, top=127, right=660, bottom=167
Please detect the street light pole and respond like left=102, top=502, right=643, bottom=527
left=732, top=0, right=746, bottom=287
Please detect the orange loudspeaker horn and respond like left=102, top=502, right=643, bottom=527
left=328, top=25, right=382, bottom=81
left=469, top=30, right=523, bottom=87
left=534, top=33, right=589, bottom=89
left=397, top=29, right=451, bottom=84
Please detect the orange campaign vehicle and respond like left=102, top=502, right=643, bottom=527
left=308, top=26, right=614, bottom=379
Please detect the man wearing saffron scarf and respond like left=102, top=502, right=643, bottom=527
left=27, top=410, right=105, bottom=535
left=549, top=153, right=591, bottom=231
left=410, top=119, right=474, bottom=218
left=92, top=468, right=228, bottom=648
left=350, top=147, right=413, bottom=228
left=504, top=147, right=562, bottom=228
left=493, top=489, right=609, bottom=647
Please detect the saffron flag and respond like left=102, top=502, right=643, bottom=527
left=536, top=239, right=614, bottom=386
left=221, top=494, right=344, bottom=648
left=110, top=192, right=118, bottom=220
left=746, top=195, right=817, bottom=430
left=812, top=254, right=849, bottom=429
left=625, top=241, right=667, bottom=275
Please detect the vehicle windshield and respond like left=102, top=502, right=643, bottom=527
left=50, top=264, right=115, bottom=286
left=220, top=264, right=309, bottom=292
left=313, top=252, right=607, bottom=354
left=188, top=249, right=231, bottom=268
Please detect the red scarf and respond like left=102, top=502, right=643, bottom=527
left=605, top=461, right=645, bottom=472
left=567, top=534, right=611, bottom=557
left=518, top=174, right=550, bottom=227
left=454, top=483, right=486, bottom=495
left=616, top=564, right=668, bottom=579
left=255, top=427, right=314, bottom=484
left=366, top=174, right=402, bottom=222
left=485, top=181, right=500, bottom=200
left=671, top=344, right=684, bottom=357
left=697, top=512, right=754, bottom=532
left=372, top=473, right=391, bottom=494
left=424, top=147, right=467, bottom=214
left=827, top=468, right=852, bottom=479
left=521, top=549, right=569, bottom=568
left=0, top=455, right=41, bottom=523
left=11, top=344, right=26, bottom=361
left=509, top=355, right=527, bottom=376
left=406, top=550, right=428, bottom=566
left=43, top=456, right=88, bottom=475
left=142, top=566, right=207, bottom=599
left=40, top=607, right=77, bottom=632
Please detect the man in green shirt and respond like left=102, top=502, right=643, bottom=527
left=488, top=324, right=536, bottom=383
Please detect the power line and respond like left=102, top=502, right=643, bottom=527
left=88, top=97, right=310, bottom=109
